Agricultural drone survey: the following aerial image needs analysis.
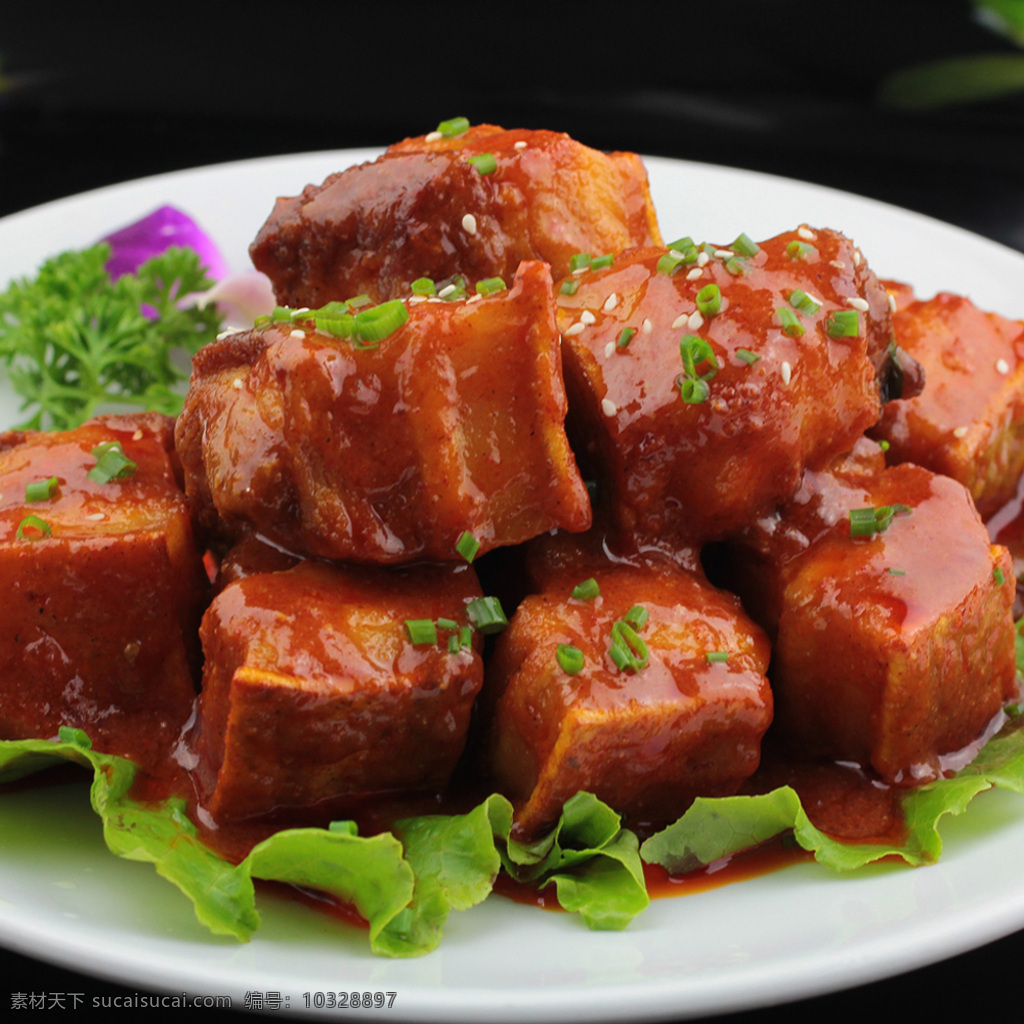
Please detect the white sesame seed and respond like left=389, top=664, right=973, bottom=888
left=602, top=398, right=618, bottom=417
left=425, top=131, right=442, bottom=142
left=232, top=377, right=244, bottom=390
left=687, top=310, right=704, bottom=331
left=409, top=294, right=428, bottom=304
left=290, top=329, right=306, bottom=339
left=686, top=267, right=703, bottom=280
left=642, top=318, right=653, bottom=334
left=847, top=297, right=870, bottom=312
left=830, top=260, right=847, bottom=270
left=798, top=226, right=816, bottom=241
left=437, top=284, right=457, bottom=298
left=997, top=358, right=1011, bottom=374
left=580, top=309, right=597, bottom=325
left=781, top=361, right=792, bottom=385
left=714, top=249, right=734, bottom=259
left=86, top=512, right=106, bottom=521
left=603, top=293, right=619, bottom=312
left=853, top=249, right=862, bottom=266
left=132, top=429, right=144, bottom=441
left=467, top=293, right=483, bottom=303
left=462, top=213, right=478, bottom=235
left=604, top=341, right=616, bottom=358
left=804, top=293, right=823, bottom=307
left=888, top=293, right=898, bottom=313
left=953, top=425, right=969, bottom=438
left=696, top=251, right=710, bottom=267
left=564, top=322, right=586, bottom=336
left=671, top=313, right=689, bottom=329
left=514, top=140, right=527, bottom=149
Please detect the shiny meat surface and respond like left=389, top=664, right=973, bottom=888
left=250, top=125, right=662, bottom=307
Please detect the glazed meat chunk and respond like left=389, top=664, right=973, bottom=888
left=250, top=123, right=662, bottom=307
left=725, top=442, right=1017, bottom=784
left=482, top=561, right=773, bottom=837
left=175, top=260, right=591, bottom=564
left=556, top=227, right=898, bottom=553
left=0, top=414, right=207, bottom=770
left=191, top=559, right=485, bottom=822
left=871, top=283, right=1024, bottom=519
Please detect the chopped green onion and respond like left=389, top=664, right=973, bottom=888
left=826, top=310, right=860, bottom=338
left=466, top=596, right=508, bottom=634
left=475, top=277, right=506, bottom=296
left=405, top=619, right=438, bottom=646
left=571, top=577, right=601, bottom=601
left=347, top=293, right=373, bottom=309
left=608, top=619, right=649, bottom=672
left=616, top=327, right=637, bottom=350
left=437, top=116, right=470, bottom=138
left=677, top=376, right=710, bottom=404
left=666, top=236, right=695, bottom=252
left=788, top=289, right=821, bottom=316
left=888, top=568, right=907, bottom=576
left=88, top=442, right=137, bottom=484
left=696, top=283, right=722, bottom=317
left=411, top=277, right=436, bottom=296
left=16, top=515, right=51, bottom=541
left=679, top=334, right=719, bottom=381
left=723, top=257, right=750, bottom=276
left=560, top=279, right=580, bottom=296
left=436, top=617, right=459, bottom=631
left=456, top=531, right=481, bottom=563
left=736, top=348, right=761, bottom=365
left=458, top=624, right=473, bottom=649
left=730, top=233, right=760, bottom=257
left=447, top=634, right=462, bottom=654
left=995, top=567, right=1007, bottom=585
left=569, top=253, right=592, bottom=272
left=437, top=275, right=469, bottom=302
left=624, top=604, right=648, bottom=629
left=878, top=439, right=891, bottom=452
left=353, top=300, right=410, bottom=344
left=785, top=240, right=818, bottom=260
left=705, top=651, right=730, bottom=664
left=25, top=476, right=58, bottom=502
left=849, top=504, right=912, bottom=538
left=467, top=152, right=497, bottom=175
left=775, top=306, right=806, bottom=338
left=556, top=643, right=585, bottom=675
left=590, top=254, right=614, bottom=270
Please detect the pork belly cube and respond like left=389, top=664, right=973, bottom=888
left=482, top=562, right=772, bottom=836
left=191, top=559, right=485, bottom=821
left=0, top=414, right=206, bottom=769
left=871, top=283, right=1024, bottom=518
left=250, top=123, right=662, bottom=307
left=728, top=445, right=1017, bottom=783
left=556, top=227, right=897, bottom=552
left=176, top=260, right=591, bottom=564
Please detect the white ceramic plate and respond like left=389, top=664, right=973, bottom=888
left=2, top=150, right=1024, bottom=1023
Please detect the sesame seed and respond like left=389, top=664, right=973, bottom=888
left=798, top=227, right=816, bottom=241
left=514, top=140, right=527, bottom=149
left=467, top=293, right=483, bottom=303
left=437, top=284, right=457, bottom=298
left=696, top=251, right=710, bottom=267
left=86, top=512, right=106, bottom=521
left=602, top=398, right=618, bottom=417
left=132, top=429, right=144, bottom=441
left=888, top=293, right=898, bottom=313
left=672, top=313, right=689, bottom=329
left=232, top=377, right=244, bottom=390
left=603, top=293, right=619, bottom=312
left=580, top=309, right=597, bottom=325
left=425, top=131, right=443, bottom=142
left=462, top=213, right=478, bottom=235
left=714, top=249, right=734, bottom=259
left=997, top=358, right=1010, bottom=374
left=409, top=294, right=428, bottom=304
left=781, top=361, right=792, bottom=385
left=564, top=322, right=586, bottom=336
left=687, top=310, right=704, bottom=331
left=604, top=341, right=616, bottom=358
left=686, top=267, right=703, bottom=281
left=853, top=249, right=862, bottom=266
left=290, top=329, right=306, bottom=339
left=830, top=260, right=847, bottom=270
left=847, top=297, right=870, bottom=312
left=953, top=426, right=969, bottom=438
left=642, top=318, right=653, bottom=334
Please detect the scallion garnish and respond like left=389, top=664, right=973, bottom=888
left=475, top=277, right=506, bottom=297
left=571, top=577, right=601, bottom=601
left=616, top=327, right=637, bottom=350
left=556, top=643, right=585, bottom=675
left=25, top=476, right=58, bottom=502
left=788, top=289, right=821, bottom=316
left=456, top=531, right=481, bottom=563
left=16, top=514, right=51, bottom=541
left=351, top=300, right=410, bottom=344
left=608, top=619, right=649, bottom=673
left=437, top=117, right=470, bottom=138
left=437, top=275, right=469, bottom=302
left=467, top=152, right=497, bottom=175
left=736, top=348, right=761, bottom=365
left=624, top=605, right=648, bottom=629
left=560, top=279, right=580, bottom=296
left=88, top=442, right=137, bottom=484
left=995, top=567, right=1007, bottom=585
left=657, top=252, right=685, bottom=275
left=411, top=277, right=436, bottom=296
left=730, top=233, right=760, bottom=258
left=677, top=334, right=719, bottom=404
left=706, top=651, right=730, bottom=664
left=826, top=310, right=860, bottom=338
left=849, top=504, right=912, bottom=538
left=590, top=254, right=614, bottom=271
left=785, top=240, right=818, bottom=261
left=405, top=619, right=438, bottom=646
left=696, top=284, right=722, bottom=318
left=776, top=307, right=805, bottom=338
left=569, top=253, right=592, bottom=273
left=466, top=596, right=508, bottom=634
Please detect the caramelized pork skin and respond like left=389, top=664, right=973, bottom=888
left=0, top=414, right=207, bottom=770
left=556, top=227, right=896, bottom=552
left=482, top=560, right=772, bottom=837
left=175, top=260, right=591, bottom=564
left=250, top=124, right=662, bottom=307
left=191, top=559, right=485, bottom=822
left=872, top=282, right=1024, bottom=519
left=723, top=442, right=1017, bottom=784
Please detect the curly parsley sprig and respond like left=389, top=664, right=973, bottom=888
left=0, top=242, right=223, bottom=430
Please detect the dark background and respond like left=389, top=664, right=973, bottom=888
left=3, top=1, right=1024, bottom=1020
